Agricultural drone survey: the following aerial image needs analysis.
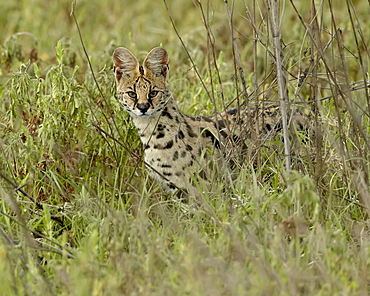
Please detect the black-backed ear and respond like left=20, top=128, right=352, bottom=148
left=112, top=47, right=139, bottom=82
left=143, top=47, right=169, bottom=80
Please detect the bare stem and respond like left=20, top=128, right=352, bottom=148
left=268, top=0, right=291, bottom=177
left=224, top=0, right=249, bottom=105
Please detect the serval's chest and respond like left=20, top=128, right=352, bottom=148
left=132, top=101, right=221, bottom=196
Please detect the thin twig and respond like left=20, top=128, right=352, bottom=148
left=268, top=0, right=291, bottom=178
left=309, top=0, right=323, bottom=184
left=224, top=0, right=249, bottom=104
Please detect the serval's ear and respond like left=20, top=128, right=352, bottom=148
left=143, top=47, right=169, bottom=80
left=112, top=47, right=139, bottom=82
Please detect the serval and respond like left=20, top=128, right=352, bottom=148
left=113, top=47, right=310, bottom=199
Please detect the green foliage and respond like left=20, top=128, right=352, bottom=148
left=0, top=0, right=369, bottom=295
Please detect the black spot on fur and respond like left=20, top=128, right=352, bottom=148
left=162, top=107, right=173, bottom=119
left=220, top=130, right=228, bottom=138
left=186, top=144, right=193, bottom=151
left=203, top=116, right=214, bottom=122
left=181, top=151, right=187, bottom=158
left=163, top=172, right=172, bottom=176
left=185, top=122, right=197, bottom=138
left=203, top=130, right=220, bottom=149
left=169, top=184, right=176, bottom=190
left=154, top=140, right=173, bottom=150
left=215, top=120, right=225, bottom=129
left=275, top=122, right=282, bottom=132
left=227, top=108, right=238, bottom=115
left=199, top=170, right=208, bottom=180
left=185, top=160, right=194, bottom=166
left=164, top=140, right=174, bottom=149
left=144, top=144, right=150, bottom=149
left=266, top=110, right=274, bottom=116
left=161, top=164, right=172, bottom=168
left=178, top=130, right=185, bottom=139
left=156, top=132, right=165, bottom=139
left=232, top=135, right=240, bottom=143
left=173, top=151, right=179, bottom=161
left=176, top=189, right=189, bottom=202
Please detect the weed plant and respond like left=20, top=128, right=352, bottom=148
left=0, top=0, right=369, bottom=295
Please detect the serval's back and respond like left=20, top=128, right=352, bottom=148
left=113, top=47, right=310, bottom=199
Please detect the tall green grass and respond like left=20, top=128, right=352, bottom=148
left=0, top=0, right=369, bottom=295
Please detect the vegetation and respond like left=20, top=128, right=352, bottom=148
left=0, top=0, right=369, bottom=295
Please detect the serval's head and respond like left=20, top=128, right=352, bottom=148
left=113, top=47, right=170, bottom=117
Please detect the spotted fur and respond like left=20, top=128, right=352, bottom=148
left=113, top=47, right=310, bottom=198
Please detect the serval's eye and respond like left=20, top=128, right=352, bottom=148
left=148, top=91, right=158, bottom=99
left=127, top=91, right=137, bottom=99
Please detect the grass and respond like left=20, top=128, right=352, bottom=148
left=0, top=0, right=369, bottom=295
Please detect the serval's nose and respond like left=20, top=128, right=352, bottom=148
left=137, top=103, right=150, bottom=113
